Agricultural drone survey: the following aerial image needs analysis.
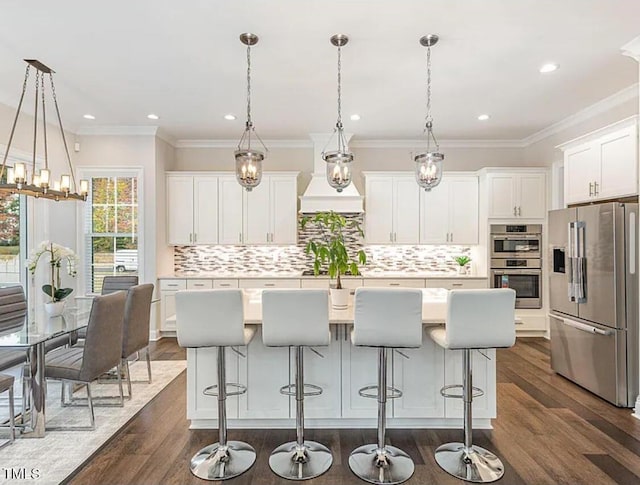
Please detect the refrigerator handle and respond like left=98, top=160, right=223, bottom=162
left=567, top=222, right=574, bottom=301
left=630, top=211, right=636, bottom=275
left=559, top=316, right=612, bottom=336
left=576, top=221, right=587, bottom=303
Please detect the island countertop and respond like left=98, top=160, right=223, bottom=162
left=159, top=272, right=488, bottom=280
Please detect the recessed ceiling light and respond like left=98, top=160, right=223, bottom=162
left=539, top=63, right=559, bottom=73
left=224, top=114, right=237, bottom=121
left=147, top=113, right=159, bottom=120
left=83, top=114, right=95, bottom=120
left=477, top=114, right=490, bottom=121
left=350, top=114, right=361, bottom=121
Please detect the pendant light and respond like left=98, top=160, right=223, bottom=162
left=415, top=34, right=444, bottom=191
left=322, top=34, right=354, bottom=193
left=235, top=33, right=267, bottom=192
left=0, top=60, right=88, bottom=201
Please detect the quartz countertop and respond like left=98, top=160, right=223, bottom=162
left=159, top=271, right=488, bottom=279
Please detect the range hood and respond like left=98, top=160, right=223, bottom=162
left=299, top=133, right=364, bottom=213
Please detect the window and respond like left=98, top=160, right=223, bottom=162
left=0, top=192, right=25, bottom=287
left=83, top=171, right=141, bottom=294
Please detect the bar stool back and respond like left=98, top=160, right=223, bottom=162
left=262, top=289, right=332, bottom=481
left=428, top=288, right=516, bottom=483
left=176, top=289, right=256, bottom=481
left=349, top=288, right=423, bottom=485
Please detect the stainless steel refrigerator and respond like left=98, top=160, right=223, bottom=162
left=549, top=202, right=638, bottom=407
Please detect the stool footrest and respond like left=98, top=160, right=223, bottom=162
left=279, top=383, right=323, bottom=397
left=439, top=384, right=484, bottom=399
left=203, top=383, right=247, bottom=397
left=358, top=385, right=403, bottom=400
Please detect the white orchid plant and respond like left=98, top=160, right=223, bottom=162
left=27, top=241, right=78, bottom=302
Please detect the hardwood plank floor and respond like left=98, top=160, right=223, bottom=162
left=66, top=338, right=640, bottom=485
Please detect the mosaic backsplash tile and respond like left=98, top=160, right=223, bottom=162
left=174, top=214, right=472, bottom=275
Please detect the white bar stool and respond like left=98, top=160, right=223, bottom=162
left=427, top=288, right=516, bottom=483
left=262, top=289, right=333, bottom=481
left=349, top=288, right=423, bottom=485
left=176, top=289, right=257, bottom=481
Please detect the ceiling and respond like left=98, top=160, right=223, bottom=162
left=0, top=0, right=638, bottom=142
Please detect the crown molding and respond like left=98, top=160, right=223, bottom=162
left=174, top=139, right=313, bottom=149
left=521, top=83, right=639, bottom=146
left=75, top=125, right=159, bottom=136
left=350, top=139, right=526, bottom=149
left=621, top=36, right=640, bottom=61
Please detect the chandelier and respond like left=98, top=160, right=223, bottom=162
left=235, top=33, right=267, bottom=192
left=0, top=60, right=88, bottom=202
left=322, top=34, right=354, bottom=193
left=414, top=34, right=444, bottom=191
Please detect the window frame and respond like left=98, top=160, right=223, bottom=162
left=77, top=167, right=144, bottom=295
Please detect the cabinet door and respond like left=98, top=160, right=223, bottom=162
left=270, top=176, right=298, bottom=244
left=449, top=177, right=479, bottom=243
left=564, top=144, right=597, bottom=205
left=420, top=179, right=450, bottom=243
left=238, top=328, right=291, bottom=419
left=160, top=290, right=177, bottom=331
left=392, top=177, right=420, bottom=243
left=392, top=335, right=445, bottom=418
left=193, top=176, right=219, bottom=244
left=443, top=349, right=495, bottom=419
left=517, top=173, right=546, bottom=219
left=243, top=178, right=271, bottom=244
left=487, top=174, right=517, bottom=218
left=365, top=177, right=394, bottom=243
left=166, top=176, right=194, bottom=245
left=292, top=327, right=342, bottom=419
left=218, top=176, right=244, bottom=245
left=598, top=125, right=638, bottom=200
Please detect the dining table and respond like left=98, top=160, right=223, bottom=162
left=0, top=300, right=93, bottom=438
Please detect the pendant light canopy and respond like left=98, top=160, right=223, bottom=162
left=0, top=60, right=88, bottom=202
left=235, top=33, right=267, bottom=192
left=322, top=34, right=354, bottom=193
left=415, top=34, right=444, bottom=191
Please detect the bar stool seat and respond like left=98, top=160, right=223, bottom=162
left=0, top=373, right=15, bottom=448
left=176, top=289, right=257, bottom=481
left=427, top=289, right=515, bottom=484
left=349, top=288, right=423, bottom=485
left=262, top=289, right=332, bottom=481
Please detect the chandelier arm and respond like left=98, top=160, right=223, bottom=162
left=251, top=126, right=269, bottom=153
left=32, top=69, right=39, bottom=182
left=429, top=125, right=440, bottom=152
left=49, top=73, right=78, bottom=192
left=41, top=73, right=49, bottom=173
left=0, top=65, right=30, bottom=181
left=321, top=126, right=338, bottom=156
left=236, top=126, right=249, bottom=151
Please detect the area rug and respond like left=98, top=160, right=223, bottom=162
left=0, top=360, right=186, bottom=485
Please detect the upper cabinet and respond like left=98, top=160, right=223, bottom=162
left=421, top=175, right=479, bottom=244
left=561, top=119, right=638, bottom=205
left=167, top=174, right=219, bottom=245
left=486, top=171, right=546, bottom=219
left=167, top=172, right=298, bottom=246
left=364, top=173, right=420, bottom=244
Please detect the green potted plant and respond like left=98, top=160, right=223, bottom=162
left=454, top=255, right=472, bottom=276
left=27, top=241, right=77, bottom=317
left=300, top=211, right=367, bottom=309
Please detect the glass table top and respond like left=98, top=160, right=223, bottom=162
left=0, top=300, right=93, bottom=348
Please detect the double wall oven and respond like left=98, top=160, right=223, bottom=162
left=490, top=224, right=542, bottom=309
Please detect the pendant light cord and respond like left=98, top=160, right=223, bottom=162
left=246, top=43, right=252, bottom=127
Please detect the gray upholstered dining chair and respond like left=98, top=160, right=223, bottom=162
left=45, top=291, right=127, bottom=430
left=121, top=283, right=154, bottom=398
left=0, top=373, right=15, bottom=448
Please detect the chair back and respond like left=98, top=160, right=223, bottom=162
left=122, top=284, right=154, bottom=358
left=0, top=286, right=27, bottom=332
left=445, top=289, right=516, bottom=349
left=101, top=276, right=139, bottom=295
left=175, top=289, right=245, bottom=348
left=80, top=291, right=127, bottom=382
left=353, top=288, right=423, bottom=348
left=262, top=289, right=330, bottom=347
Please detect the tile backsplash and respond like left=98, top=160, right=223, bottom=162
left=174, top=214, right=472, bottom=275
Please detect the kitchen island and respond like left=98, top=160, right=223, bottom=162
left=186, top=288, right=497, bottom=430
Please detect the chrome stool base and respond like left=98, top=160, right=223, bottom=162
left=269, top=440, right=333, bottom=481
left=190, top=440, right=256, bottom=481
left=434, top=442, right=504, bottom=483
left=349, top=444, right=415, bottom=485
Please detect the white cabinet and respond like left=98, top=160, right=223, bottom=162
left=159, top=279, right=186, bottom=331
left=486, top=171, right=546, bottom=219
left=244, top=175, right=298, bottom=244
left=363, top=278, right=425, bottom=288
left=167, top=175, right=219, bottom=245
left=364, top=174, right=420, bottom=244
left=238, top=279, right=300, bottom=289
left=218, top=175, right=246, bottom=245
left=425, top=278, right=488, bottom=290
left=421, top=175, right=479, bottom=244
left=443, top=349, right=495, bottom=419
left=562, top=121, right=638, bottom=205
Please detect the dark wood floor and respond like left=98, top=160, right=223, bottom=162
left=66, top=338, right=640, bottom=485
